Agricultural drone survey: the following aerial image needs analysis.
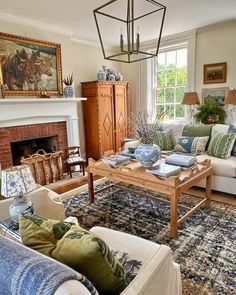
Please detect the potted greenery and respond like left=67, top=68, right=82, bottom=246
left=194, top=100, right=226, bottom=124
left=63, top=73, right=74, bottom=97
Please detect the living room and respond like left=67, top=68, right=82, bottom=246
left=0, top=1, right=235, bottom=295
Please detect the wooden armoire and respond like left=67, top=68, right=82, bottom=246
left=81, top=81, right=129, bottom=159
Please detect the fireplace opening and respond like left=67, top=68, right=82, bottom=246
left=11, top=135, right=58, bottom=166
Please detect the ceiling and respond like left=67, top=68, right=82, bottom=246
left=0, top=0, right=236, bottom=46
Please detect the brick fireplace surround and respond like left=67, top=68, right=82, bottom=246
left=0, top=98, right=86, bottom=169
left=0, top=122, right=67, bottom=169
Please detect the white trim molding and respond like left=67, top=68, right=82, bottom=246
left=139, top=30, right=196, bottom=121
left=0, top=98, right=86, bottom=147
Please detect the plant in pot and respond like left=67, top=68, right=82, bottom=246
left=128, top=111, right=164, bottom=168
left=194, top=100, right=226, bottom=124
left=63, top=73, right=74, bottom=97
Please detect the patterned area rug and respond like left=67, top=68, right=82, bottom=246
left=63, top=182, right=236, bottom=295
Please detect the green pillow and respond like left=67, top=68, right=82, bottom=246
left=20, top=215, right=129, bottom=294
left=182, top=124, right=213, bottom=137
left=207, top=132, right=236, bottom=159
left=20, top=214, right=73, bottom=256
left=154, top=130, right=176, bottom=150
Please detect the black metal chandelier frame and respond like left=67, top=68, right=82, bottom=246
left=93, top=0, right=166, bottom=63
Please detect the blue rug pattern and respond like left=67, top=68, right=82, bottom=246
left=63, top=182, right=236, bottom=295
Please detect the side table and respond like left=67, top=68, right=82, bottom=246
left=0, top=218, right=21, bottom=241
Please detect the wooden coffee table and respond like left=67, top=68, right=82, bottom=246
left=87, top=158, right=212, bottom=238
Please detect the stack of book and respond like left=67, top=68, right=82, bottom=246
left=102, top=155, right=131, bottom=167
left=165, top=154, right=197, bottom=169
left=146, top=164, right=181, bottom=179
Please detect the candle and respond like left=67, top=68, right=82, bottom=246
left=120, top=34, right=124, bottom=52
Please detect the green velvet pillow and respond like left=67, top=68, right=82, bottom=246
left=207, top=132, right=236, bottom=159
left=182, top=124, right=213, bottom=137
left=20, top=215, right=129, bottom=295
left=154, top=130, right=176, bottom=150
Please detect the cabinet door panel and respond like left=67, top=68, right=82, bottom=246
left=98, top=93, right=115, bottom=155
left=114, top=85, right=128, bottom=151
left=83, top=98, right=100, bottom=158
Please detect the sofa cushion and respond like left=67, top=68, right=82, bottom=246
left=20, top=215, right=129, bottom=295
left=154, top=130, right=176, bottom=151
left=211, top=124, right=230, bottom=136
left=20, top=214, right=74, bottom=256
left=228, top=125, right=236, bottom=156
left=196, top=154, right=236, bottom=177
left=207, top=132, right=236, bottom=159
left=182, top=124, right=213, bottom=137
left=174, top=136, right=209, bottom=154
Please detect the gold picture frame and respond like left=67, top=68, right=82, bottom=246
left=0, top=32, right=63, bottom=96
left=203, top=62, right=227, bottom=84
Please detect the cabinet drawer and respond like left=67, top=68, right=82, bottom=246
left=82, top=87, right=98, bottom=97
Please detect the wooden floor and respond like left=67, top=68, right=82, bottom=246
left=47, top=173, right=236, bottom=206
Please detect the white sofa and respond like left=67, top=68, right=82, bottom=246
left=125, top=123, right=236, bottom=195
left=0, top=188, right=182, bottom=295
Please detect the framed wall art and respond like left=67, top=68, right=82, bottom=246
left=202, top=87, right=229, bottom=106
left=0, top=32, right=63, bottom=96
left=203, top=62, right=227, bottom=84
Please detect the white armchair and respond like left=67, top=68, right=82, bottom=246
left=0, top=190, right=181, bottom=295
left=90, top=227, right=182, bottom=295
left=0, top=187, right=66, bottom=221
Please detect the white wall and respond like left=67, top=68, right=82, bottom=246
left=1, top=17, right=236, bottom=154
left=195, top=20, right=236, bottom=100
left=125, top=20, right=236, bottom=123
left=0, top=19, right=123, bottom=154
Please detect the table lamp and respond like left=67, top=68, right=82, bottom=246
left=1, top=165, right=37, bottom=226
left=224, top=89, right=236, bottom=125
left=182, top=92, right=200, bottom=124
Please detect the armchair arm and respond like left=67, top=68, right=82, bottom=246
left=0, top=188, right=65, bottom=221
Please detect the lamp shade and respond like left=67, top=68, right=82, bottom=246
left=182, top=92, right=200, bottom=105
left=1, top=165, right=37, bottom=198
left=224, top=90, right=236, bottom=105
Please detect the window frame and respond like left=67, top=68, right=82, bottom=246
left=140, top=30, right=196, bottom=124
left=152, top=44, right=188, bottom=122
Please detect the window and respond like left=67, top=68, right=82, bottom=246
left=152, top=46, right=188, bottom=120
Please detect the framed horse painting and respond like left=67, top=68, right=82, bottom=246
left=0, top=32, right=63, bottom=96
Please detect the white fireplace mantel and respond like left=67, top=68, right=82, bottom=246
left=0, top=97, right=86, bottom=147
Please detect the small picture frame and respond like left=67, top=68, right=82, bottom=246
left=204, top=62, right=227, bottom=84
left=202, top=87, right=229, bottom=106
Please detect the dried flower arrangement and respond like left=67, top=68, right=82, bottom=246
left=128, top=111, right=164, bottom=144
left=62, top=73, right=74, bottom=86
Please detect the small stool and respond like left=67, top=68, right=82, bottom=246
left=64, top=146, right=86, bottom=178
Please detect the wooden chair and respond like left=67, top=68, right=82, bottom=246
left=64, top=146, right=86, bottom=178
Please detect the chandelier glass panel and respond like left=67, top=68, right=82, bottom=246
left=94, top=0, right=166, bottom=63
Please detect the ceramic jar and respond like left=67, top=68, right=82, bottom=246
left=64, top=86, right=74, bottom=98
left=108, top=73, right=116, bottom=81
left=134, top=144, right=161, bottom=168
left=10, top=196, right=34, bottom=224
left=115, top=72, right=123, bottom=81
left=97, top=69, right=107, bottom=81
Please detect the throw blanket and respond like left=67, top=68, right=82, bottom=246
left=0, top=236, right=98, bottom=295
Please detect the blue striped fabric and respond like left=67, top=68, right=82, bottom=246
left=0, top=236, right=98, bottom=295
